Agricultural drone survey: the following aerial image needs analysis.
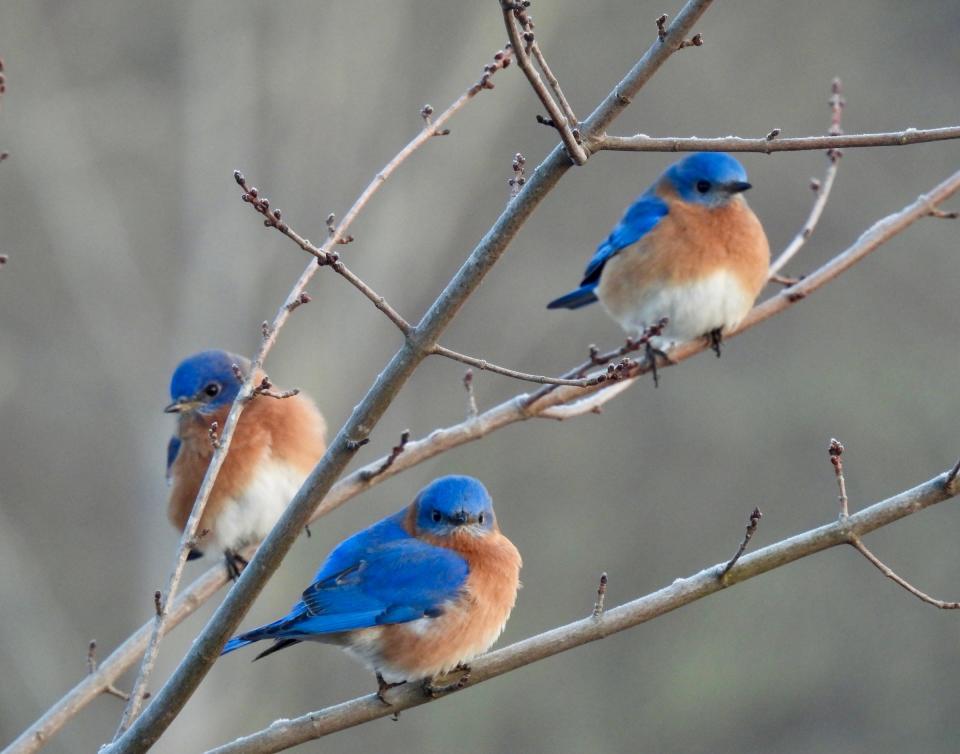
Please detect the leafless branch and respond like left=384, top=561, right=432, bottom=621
left=205, top=465, right=960, bottom=754
left=529, top=43, right=578, bottom=131
left=359, top=430, right=410, bottom=482
left=462, top=369, right=479, bottom=419
left=591, top=573, right=608, bottom=618
left=720, top=507, right=763, bottom=578
left=596, top=126, right=960, bottom=153
left=431, top=343, right=627, bottom=387
left=87, top=642, right=132, bottom=703
left=828, top=440, right=960, bottom=609
left=829, top=438, right=849, bottom=518
left=501, top=1, right=588, bottom=165
left=769, top=79, right=844, bottom=277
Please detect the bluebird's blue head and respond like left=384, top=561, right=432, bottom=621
left=165, top=350, right=249, bottom=415
left=413, top=475, right=496, bottom=537
left=661, top=152, right=752, bottom=207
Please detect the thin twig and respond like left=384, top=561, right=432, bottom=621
left=87, top=642, right=132, bottom=702
left=463, top=369, right=479, bottom=419
left=829, top=438, right=849, bottom=519
left=501, top=1, right=589, bottom=165
left=769, top=79, right=844, bottom=277
left=234, top=173, right=413, bottom=336
left=720, top=507, right=763, bottom=578
left=529, top=42, right=579, bottom=134
left=848, top=536, right=960, bottom=609
left=359, top=430, right=410, bottom=482
left=205, top=467, right=960, bottom=754
left=592, top=573, right=608, bottom=618
left=596, top=126, right=960, bottom=153
left=432, top=344, right=627, bottom=387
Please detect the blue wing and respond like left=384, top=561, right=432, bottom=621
left=166, top=436, right=181, bottom=481
left=222, top=517, right=468, bottom=655
left=547, top=193, right=667, bottom=310
left=580, top=193, right=668, bottom=286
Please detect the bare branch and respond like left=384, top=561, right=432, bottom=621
left=597, top=126, right=960, bottom=153
left=205, top=466, right=960, bottom=754
left=591, top=573, right=608, bottom=618
left=829, top=438, right=849, bottom=518
left=359, top=430, right=410, bottom=482
left=529, top=43, right=579, bottom=132
left=848, top=536, right=960, bottom=610
left=431, top=343, right=626, bottom=387
left=501, top=1, right=589, bottom=165
left=462, top=369, right=479, bottom=419
left=720, top=507, right=763, bottom=578
left=769, top=80, right=845, bottom=277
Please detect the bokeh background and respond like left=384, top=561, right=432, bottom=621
left=2, top=1, right=959, bottom=752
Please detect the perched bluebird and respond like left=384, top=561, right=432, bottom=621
left=548, top=153, right=769, bottom=359
left=222, top=475, right=522, bottom=700
left=164, top=350, right=327, bottom=579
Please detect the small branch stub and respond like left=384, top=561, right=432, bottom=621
left=208, top=422, right=221, bottom=450
left=592, top=572, right=608, bottom=617
left=463, top=369, right=479, bottom=419
left=829, top=438, right=849, bottom=518
left=721, top=507, right=763, bottom=578
left=509, top=152, right=526, bottom=198
left=360, top=430, right=411, bottom=482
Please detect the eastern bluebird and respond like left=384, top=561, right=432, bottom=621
left=548, top=153, right=769, bottom=358
left=165, top=350, right=327, bottom=579
left=221, top=475, right=522, bottom=700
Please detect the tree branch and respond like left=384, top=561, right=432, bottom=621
left=502, top=1, right=588, bottom=165
left=431, top=343, right=624, bottom=387
left=205, top=465, right=960, bottom=754
left=596, top=126, right=960, bottom=153
left=768, top=79, right=844, bottom=277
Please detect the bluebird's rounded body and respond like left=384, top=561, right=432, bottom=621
left=548, top=153, right=770, bottom=350
left=164, top=350, right=326, bottom=575
left=222, top=475, right=522, bottom=693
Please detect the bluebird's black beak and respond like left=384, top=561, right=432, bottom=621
left=726, top=180, right=752, bottom=194
left=450, top=510, right=469, bottom=526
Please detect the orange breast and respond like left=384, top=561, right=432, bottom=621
left=377, top=530, right=522, bottom=680
left=166, top=389, right=326, bottom=544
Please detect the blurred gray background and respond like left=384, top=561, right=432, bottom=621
left=2, top=1, right=959, bottom=752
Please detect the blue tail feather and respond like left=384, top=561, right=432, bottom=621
left=547, top=285, right=598, bottom=310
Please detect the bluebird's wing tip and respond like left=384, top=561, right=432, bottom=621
left=547, top=285, right=598, bottom=310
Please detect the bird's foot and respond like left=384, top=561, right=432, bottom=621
left=376, top=672, right=407, bottom=706
left=421, top=666, right=472, bottom=698
left=644, top=342, right=674, bottom=388
left=708, top=328, right=724, bottom=358
left=224, top=550, right=249, bottom=581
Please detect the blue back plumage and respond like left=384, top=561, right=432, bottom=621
left=168, top=350, right=249, bottom=414
left=166, top=436, right=181, bottom=479
left=547, top=153, right=751, bottom=310
left=221, top=477, right=497, bottom=656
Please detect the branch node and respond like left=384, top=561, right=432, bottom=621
left=346, top=437, right=370, bottom=451
left=285, top=292, right=312, bottom=312
left=253, top=376, right=300, bottom=401
left=945, top=457, right=960, bottom=494
left=153, top=591, right=163, bottom=618
left=592, top=572, right=608, bottom=617
left=677, top=32, right=704, bottom=49
left=656, top=14, right=668, bottom=40
left=508, top=152, right=527, bottom=197
left=927, top=207, right=959, bottom=219
left=765, top=128, right=781, bottom=141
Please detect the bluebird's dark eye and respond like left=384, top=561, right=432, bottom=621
left=478, top=512, right=485, bottom=525
left=431, top=510, right=442, bottom=523
left=696, top=179, right=711, bottom=194
left=204, top=383, right=221, bottom=398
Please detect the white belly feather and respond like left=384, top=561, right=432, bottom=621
left=600, top=268, right=753, bottom=347
left=213, top=460, right=307, bottom=552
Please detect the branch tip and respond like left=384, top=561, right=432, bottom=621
left=592, top=572, right=608, bottom=617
